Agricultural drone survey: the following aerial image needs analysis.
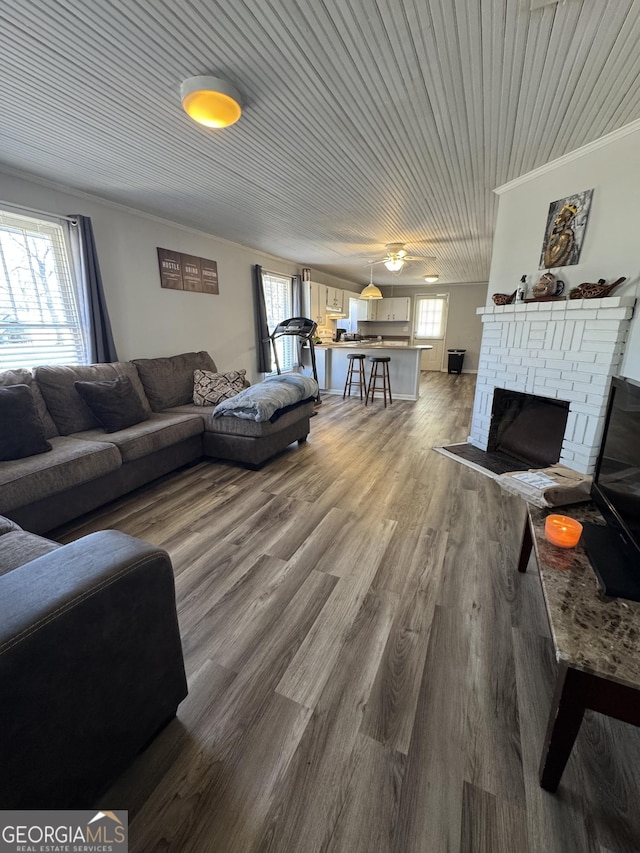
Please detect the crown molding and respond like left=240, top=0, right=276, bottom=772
left=494, top=118, right=640, bottom=195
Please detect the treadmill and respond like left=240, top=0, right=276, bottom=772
left=269, top=316, right=320, bottom=402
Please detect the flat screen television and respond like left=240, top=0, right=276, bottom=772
left=582, top=375, right=640, bottom=600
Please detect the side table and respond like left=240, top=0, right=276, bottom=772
left=518, top=502, right=640, bottom=791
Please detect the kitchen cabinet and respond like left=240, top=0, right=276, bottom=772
left=325, top=286, right=344, bottom=313
left=309, top=282, right=327, bottom=326
left=375, top=297, right=411, bottom=321
left=357, top=299, right=378, bottom=320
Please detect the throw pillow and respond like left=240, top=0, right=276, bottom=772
left=0, top=384, right=52, bottom=461
left=74, top=375, right=150, bottom=433
left=193, top=369, right=247, bottom=406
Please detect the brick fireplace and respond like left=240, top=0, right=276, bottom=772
left=469, top=296, right=636, bottom=474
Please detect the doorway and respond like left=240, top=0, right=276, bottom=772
left=413, top=294, right=448, bottom=370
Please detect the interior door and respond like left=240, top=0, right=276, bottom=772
left=420, top=341, right=444, bottom=370
left=413, top=294, right=449, bottom=371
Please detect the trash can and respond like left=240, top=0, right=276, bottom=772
left=447, top=349, right=466, bottom=374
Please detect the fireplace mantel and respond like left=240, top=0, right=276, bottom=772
left=469, top=295, right=636, bottom=473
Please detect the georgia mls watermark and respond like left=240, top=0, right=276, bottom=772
left=0, top=811, right=128, bottom=853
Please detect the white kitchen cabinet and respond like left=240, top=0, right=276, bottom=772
left=309, top=282, right=327, bottom=326
left=357, top=299, right=378, bottom=320
left=392, top=296, right=411, bottom=321
left=375, top=297, right=411, bottom=321
left=325, top=286, right=344, bottom=313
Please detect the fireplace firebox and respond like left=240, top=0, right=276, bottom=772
left=488, top=389, right=569, bottom=468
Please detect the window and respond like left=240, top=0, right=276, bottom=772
left=414, top=295, right=447, bottom=339
left=0, top=210, right=88, bottom=369
left=262, top=270, right=295, bottom=372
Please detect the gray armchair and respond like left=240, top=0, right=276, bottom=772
left=0, top=527, right=188, bottom=807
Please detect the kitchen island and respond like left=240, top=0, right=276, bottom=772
left=314, top=342, right=432, bottom=401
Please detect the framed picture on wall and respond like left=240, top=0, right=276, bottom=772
left=181, top=254, right=202, bottom=292
left=200, top=259, right=219, bottom=294
left=157, top=248, right=183, bottom=290
left=539, top=188, right=594, bottom=269
left=157, top=248, right=219, bottom=294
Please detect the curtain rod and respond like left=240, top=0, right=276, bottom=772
left=0, top=200, right=78, bottom=224
left=263, top=267, right=299, bottom=279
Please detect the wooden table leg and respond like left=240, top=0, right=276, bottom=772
left=518, top=515, right=533, bottom=573
left=539, top=664, right=590, bottom=792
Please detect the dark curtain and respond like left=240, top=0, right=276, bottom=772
left=292, top=274, right=303, bottom=368
left=253, top=264, right=272, bottom=373
left=72, top=215, right=118, bottom=362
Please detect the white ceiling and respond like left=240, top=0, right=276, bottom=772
left=1, top=0, right=639, bottom=286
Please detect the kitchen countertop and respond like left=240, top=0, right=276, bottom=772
left=319, top=341, right=432, bottom=350
left=309, top=340, right=431, bottom=401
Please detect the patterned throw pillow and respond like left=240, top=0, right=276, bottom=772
left=193, top=369, right=247, bottom=406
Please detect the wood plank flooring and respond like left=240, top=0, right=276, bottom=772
left=56, top=372, right=640, bottom=853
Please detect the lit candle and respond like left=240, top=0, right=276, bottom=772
left=544, top=514, right=583, bottom=548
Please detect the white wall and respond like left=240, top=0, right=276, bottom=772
left=488, top=123, right=640, bottom=381
left=0, top=171, right=359, bottom=382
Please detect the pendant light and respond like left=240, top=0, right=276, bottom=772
left=360, top=266, right=383, bottom=300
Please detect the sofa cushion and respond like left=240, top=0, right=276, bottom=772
left=0, top=436, right=122, bottom=514
left=193, top=368, right=247, bottom=406
left=0, top=369, right=58, bottom=439
left=73, top=413, right=203, bottom=463
left=133, top=352, right=216, bottom=411
left=74, top=376, right=150, bottom=433
left=0, top=517, right=22, bottom=537
left=0, top=385, right=52, bottom=461
left=0, top=531, right=60, bottom=578
left=35, top=362, right=151, bottom=436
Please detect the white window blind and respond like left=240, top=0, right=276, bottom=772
left=414, top=296, right=447, bottom=339
left=262, top=270, right=294, bottom=372
left=0, top=210, right=88, bottom=369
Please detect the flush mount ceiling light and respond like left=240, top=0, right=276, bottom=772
left=360, top=266, right=383, bottom=300
left=180, top=76, right=243, bottom=128
left=424, top=274, right=439, bottom=283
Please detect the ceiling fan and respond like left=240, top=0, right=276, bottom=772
left=369, top=243, right=436, bottom=275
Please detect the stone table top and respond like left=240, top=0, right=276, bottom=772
left=530, top=503, right=640, bottom=690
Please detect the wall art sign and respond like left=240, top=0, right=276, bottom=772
left=539, top=189, right=593, bottom=270
left=157, top=248, right=219, bottom=294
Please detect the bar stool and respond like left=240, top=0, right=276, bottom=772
left=343, top=353, right=367, bottom=400
left=365, top=356, right=392, bottom=407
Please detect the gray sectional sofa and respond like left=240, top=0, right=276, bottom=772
left=1, top=351, right=314, bottom=534
left=0, top=515, right=188, bottom=807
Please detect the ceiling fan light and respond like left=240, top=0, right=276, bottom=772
left=384, top=258, right=405, bottom=272
left=424, top=274, right=439, bottom=283
left=180, top=76, right=242, bottom=128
